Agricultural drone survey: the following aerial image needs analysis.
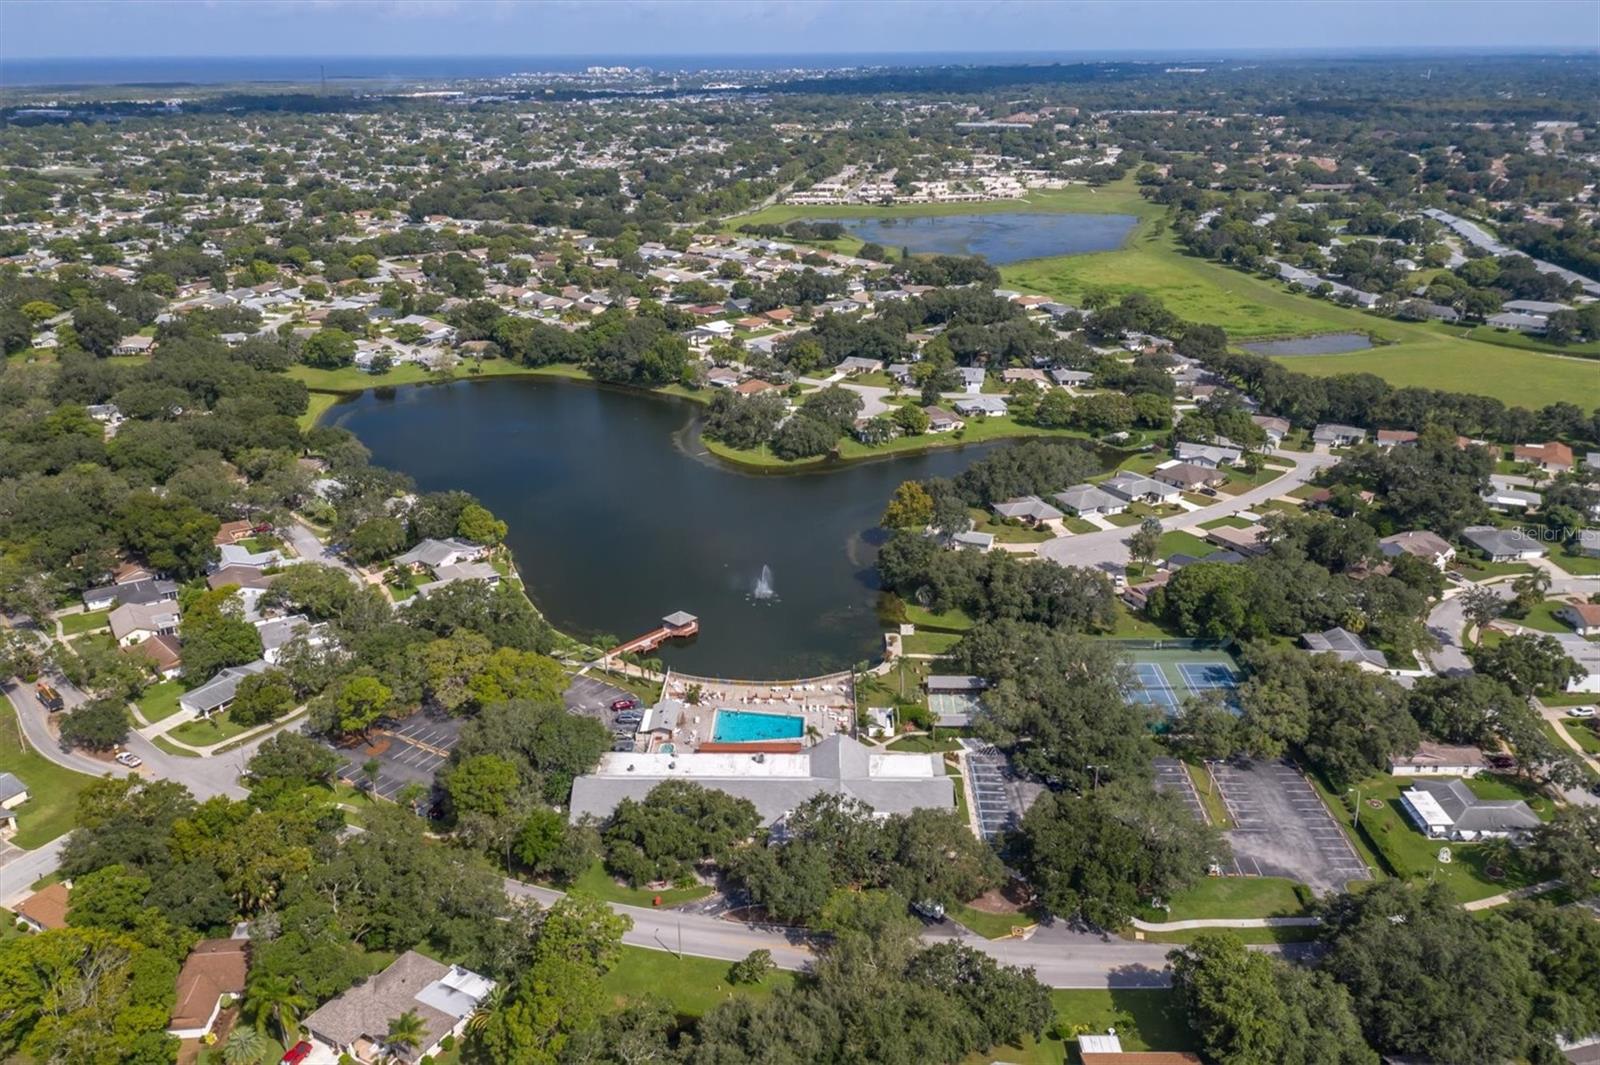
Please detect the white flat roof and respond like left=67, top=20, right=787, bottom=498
left=1402, top=787, right=1453, bottom=828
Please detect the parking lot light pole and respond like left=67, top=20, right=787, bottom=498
left=1086, top=764, right=1107, bottom=791
left=1349, top=785, right=1363, bottom=830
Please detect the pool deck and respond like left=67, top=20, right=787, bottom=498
left=652, top=668, right=857, bottom=752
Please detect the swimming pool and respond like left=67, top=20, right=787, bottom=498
left=712, top=709, right=806, bottom=743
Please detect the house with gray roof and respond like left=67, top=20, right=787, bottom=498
left=953, top=394, right=1009, bottom=417
left=1379, top=530, right=1456, bottom=569
left=1482, top=486, right=1543, bottom=512
left=1301, top=627, right=1388, bottom=669
left=393, top=537, right=487, bottom=571
left=1312, top=423, right=1367, bottom=448
left=303, top=951, right=494, bottom=1065
left=1053, top=484, right=1126, bottom=516
left=1461, top=525, right=1547, bottom=562
left=1049, top=368, right=1095, bottom=388
left=1174, top=441, right=1242, bottom=467
left=0, top=772, right=29, bottom=809
left=83, top=577, right=179, bottom=611
left=992, top=495, right=1064, bottom=526
left=1102, top=472, right=1182, bottom=505
left=1400, top=778, right=1540, bottom=842
left=179, top=661, right=269, bottom=718
left=568, top=734, right=953, bottom=826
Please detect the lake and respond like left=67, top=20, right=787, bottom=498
left=1241, top=333, right=1374, bottom=356
left=331, top=377, right=1024, bottom=677
left=816, top=212, right=1137, bottom=264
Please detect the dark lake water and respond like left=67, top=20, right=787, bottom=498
left=332, top=377, right=1020, bottom=677
left=819, top=212, right=1137, bottom=264
left=1241, top=332, right=1374, bottom=356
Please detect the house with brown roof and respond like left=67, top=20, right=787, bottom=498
left=214, top=520, right=254, bottom=545
left=1390, top=741, right=1488, bottom=777
left=1514, top=441, right=1575, bottom=472
left=1379, top=530, right=1455, bottom=570
left=14, top=881, right=69, bottom=932
left=1153, top=462, right=1226, bottom=491
left=1376, top=429, right=1419, bottom=448
left=303, top=951, right=495, bottom=1064
left=1558, top=601, right=1600, bottom=638
left=168, top=939, right=249, bottom=1039
left=733, top=378, right=777, bottom=397
left=125, top=633, right=183, bottom=679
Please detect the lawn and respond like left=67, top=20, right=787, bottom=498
left=569, top=861, right=714, bottom=908
left=0, top=711, right=99, bottom=848
left=978, top=989, right=1191, bottom=1064
left=1558, top=718, right=1600, bottom=756
left=1509, top=599, right=1587, bottom=636
left=1549, top=549, right=1600, bottom=577
left=886, top=732, right=967, bottom=753
left=1312, top=773, right=1542, bottom=903
left=150, top=736, right=200, bottom=758
left=950, top=902, right=1033, bottom=939
left=1105, top=603, right=1172, bottom=638
left=58, top=609, right=109, bottom=636
left=134, top=679, right=185, bottom=724
left=1139, top=876, right=1308, bottom=923
left=901, top=631, right=962, bottom=656
left=970, top=510, right=1054, bottom=544
left=1185, top=762, right=1231, bottom=828
left=1155, top=530, right=1215, bottom=560
left=903, top=604, right=975, bottom=633
left=168, top=710, right=253, bottom=748
left=599, top=944, right=795, bottom=1019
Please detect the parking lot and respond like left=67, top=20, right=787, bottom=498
left=1211, top=758, right=1371, bottom=893
left=564, top=673, right=645, bottom=752
left=337, top=709, right=463, bottom=802
left=960, top=739, right=1042, bottom=842
left=1153, top=758, right=1210, bottom=826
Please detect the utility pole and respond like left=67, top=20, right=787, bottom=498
left=1086, top=763, right=1107, bottom=791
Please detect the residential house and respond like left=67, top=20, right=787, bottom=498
left=111, top=559, right=155, bottom=584
left=1312, top=423, right=1367, bottom=448
left=303, top=951, right=495, bottom=1065
left=256, top=615, right=321, bottom=664
left=1053, top=484, right=1127, bottom=517
left=0, top=772, right=29, bottom=812
left=953, top=394, right=1009, bottom=417
left=1502, top=299, right=1571, bottom=317
left=1555, top=633, right=1600, bottom=693
left=1153, top=462, right=1225, bottom=492
left=114, top=334, right=156, bottom=356
left=949, top=530, right=994, bottom=552
left=1174, top=441, right=1241, bottom=467
left=1078, top=1031, right=1201, bottom=1064
left=1513, top=441, right=1575, bottom=473
left=1378, top=530, right=1456, bottom=570
left=1576, top=528, right=1600, bottom=559
left=179, top=661, right=269, bottom=718
left=1557, top=601, right=1600, bottom=638
left=1250, top=414, right=1291, bottom=447
left=15, top=882, right=70, bottom=933
left=1461, top=526, right=1547, bottom=562
left=1301, top=627, right=1388, bottom=669
left=836, top=356, right=883, bottom=376
left=168, top=939, right=249, bottom=1040
left=1376, top=429, right=1419, bottom=448
left=1205, top=524, right=1271, bottom=556
left=217, top=543, right=284, bottom=570
left=1400, top=778, right=1540, bottom=841
left=1050, top=368, right=1095, bottom=389
left=393, top=538, right=487, bottom=572
left=1001, top=367, right=1050, bottom=386
left=1390, top=742, right=1488, bottom=778
left=213, top=520, right=254, bottom=545
left=733, top=378, right=777, bottom=397
left=416, top=561, right=502, bottom=597
left=956, top=366, right=986, bottom=394
left=206, top=566, right=276, bottom=592
left=108, top=600, right=180, bottom=647
left=705, top=367, right=742, bottom=389
left=992, top=496, right=1064, bottom=527
left=83, top=577, right=179, bottom=611
left=1482, top=486, right=1543, bottom=512
left=923, top=407, right=964, bottom=433
left=1102, top=473, right=1181, bottom=505
left=125, top=634, right=183, bottom=679
left=1486, top=311, right=1548, bottom=334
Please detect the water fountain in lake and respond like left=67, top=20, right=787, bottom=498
left=751, top=564, right=776, bottom=602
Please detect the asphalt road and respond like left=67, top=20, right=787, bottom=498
left=1035, top=447, right=1338, bottom=574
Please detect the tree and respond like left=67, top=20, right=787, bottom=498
left=347, top=516, right=407, bottom=564
left=1475, top=633, right=1582, bottom=696
left=1015, top=784, right=1223, bottom=929
left=330, top=674, right=393, bottom=737
left=456, top=502, right=507, bottom=545
left=222, top=1026, right=271, bottom=1065
left=1529, top=806, right=1600, bottom=895
left=893, top=403, right=931, bottom=436
left=769, top=413, right=839, bottom=460
left=881, top=480, right=934, bottom=529
left=58, top=696, right=129, bottom=751
left=301, top=327, right=357, bottom=369
left=1169, top=693, right=1239, bottom=764
left=116, top=493, right=220, bottom=578
left=243, top=971, right=311, bottom=1046
left=513, top=807, right=568, bottom=872
left=72, top=303, right=126, bottom=357
left=245, top=732, right=342, bottom=794
left=446, top=754, right=524, bottom=821
left=1170, top=931, right=1375, bottom=1065
left=603, top=780, right=760, bottom=886
left=228, top=669, right=295, bottom=727
left=179, top=588, right=264, bottom=682
left=1148, top=562, right=1261, bottom=640
left=729, top=949, right=775, bottom=985
left=385, top=1009, right=429, bottom=1057
left=1127, top=516, right=1163, bottom=569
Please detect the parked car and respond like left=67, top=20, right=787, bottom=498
left=1487, top=753, right=1518, bottom=771
left=615, top=713, right=642, bottom=725
left=281, top=1043, right=313, bottom=1065
left=610, top=697, right=639, bottom=712
left=911, top=898, right=946, bottom=922
left=114, top=750, right=142, bottom=768
left=1567, top=706, right=1596, bottom=719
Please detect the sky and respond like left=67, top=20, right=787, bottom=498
left=2, top=0, right=1598, bottom=61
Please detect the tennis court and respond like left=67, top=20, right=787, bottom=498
left=928, top=690, right=982, bottom=727
left=1121, top=646, right=1243, bottom=716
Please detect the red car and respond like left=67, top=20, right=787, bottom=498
left=281, top=1042, right=313, bottom=1064
left=610, top=697, right=639, bottom=712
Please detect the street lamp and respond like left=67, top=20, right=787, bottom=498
left=1349, top=785, right=1363, bottom=830
left=1086, top=764, right=1108, bottom=791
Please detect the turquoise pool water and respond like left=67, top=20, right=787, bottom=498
left=712, top=709, right=806, bottom=743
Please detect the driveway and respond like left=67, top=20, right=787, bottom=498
left=1037, top=448, right=1336, bottom=574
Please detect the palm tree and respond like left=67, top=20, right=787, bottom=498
left=385, top=1009, right=429, bottom=1057
left=222, top=1026, right=271, bottom=1065
left=464, top=984, right=504, bottom=1037
left=244, top=973, right=310, bottom=1046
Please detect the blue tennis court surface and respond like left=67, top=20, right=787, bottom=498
left=1124, top=654, right=1242, bottom=715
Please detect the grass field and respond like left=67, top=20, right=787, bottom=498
left=599, top=945, right=795, bottom=1018
left=1139, top=876, right=1308, bottom=923
left=978, top=989, right=1190, bottom=1064
left=901, top=630, right=963, bottom=656
left=569, top=861, right=714, bottom=908
left=58, top=609, right=109, bottom=636
left=0, top=711, right=98, bottom=848
left=167, top=709, right=252, bottom=748
left=134, top=679, right=185, bottom=724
